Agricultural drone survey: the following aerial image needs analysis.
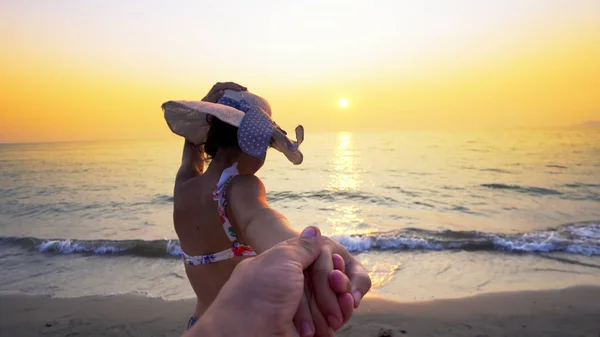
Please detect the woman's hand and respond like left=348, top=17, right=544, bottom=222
left=291, top=236, right=371, bottom=337
left=293, top=253, right=356, bottom=336
left=303, top=236, right=372, bottom=336
left=202, top=81, right=247, bottom=103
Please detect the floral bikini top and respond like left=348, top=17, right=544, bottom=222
left=181, top=163, right=256, bottom=266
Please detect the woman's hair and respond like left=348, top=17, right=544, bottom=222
left=203, top=116, right=240, bottom=159
left=203, top=115, right=275, bottom=160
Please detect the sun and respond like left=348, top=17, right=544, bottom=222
left=338, top=98, right=349, bottom=108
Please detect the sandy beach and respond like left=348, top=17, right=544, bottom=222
left=1, top=286, right=599, bottom=337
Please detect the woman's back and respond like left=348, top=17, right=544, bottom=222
left=173, top=165, right=249, bottom=318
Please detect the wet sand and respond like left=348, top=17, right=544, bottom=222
left=1, top=286, right=599, bottom=336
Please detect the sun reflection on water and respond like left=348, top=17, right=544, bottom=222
left=328, top=132, right=360, bottom=192
left=326, top=132, right=365, bottom=235
left=360, top=257, right=402, bottom=290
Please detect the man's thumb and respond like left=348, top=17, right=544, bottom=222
left=290, top=226, right=322, bottom=269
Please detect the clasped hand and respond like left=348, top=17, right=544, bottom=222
left=185, top=226, right=371, bottom=337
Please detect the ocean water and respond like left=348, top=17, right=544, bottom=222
left=1, top=129, right=599, bottom=301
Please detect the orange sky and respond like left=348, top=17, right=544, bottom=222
left=1, top=0, right=599, bottom=143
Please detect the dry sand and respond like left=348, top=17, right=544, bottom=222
left=1, top=286, right=599, bottom=337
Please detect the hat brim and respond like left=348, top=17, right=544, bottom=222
left=162, top=100, right=303, bottom=165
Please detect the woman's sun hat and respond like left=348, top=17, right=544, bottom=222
left=162, top=90, right=304, bottom=165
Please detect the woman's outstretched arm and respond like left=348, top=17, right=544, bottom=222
left=228, top=175, right=297, bottom=251
left=227, top=175, right=371, bottom=336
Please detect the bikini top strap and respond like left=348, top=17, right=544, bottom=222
left=213, top=162, right=239, bottom=223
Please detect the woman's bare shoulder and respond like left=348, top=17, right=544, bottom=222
left=174, top=175, right=211, bottom=210
left=225, top=175, right=270, bottom=227
left=228, top=174, right=266, bottom=198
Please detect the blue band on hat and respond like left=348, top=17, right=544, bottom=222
left=217, top=96, right=242, bottom=110
left=237, top=104, right=275, bottom=160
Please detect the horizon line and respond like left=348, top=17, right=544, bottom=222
left=1, top=124, right=598, bottom=146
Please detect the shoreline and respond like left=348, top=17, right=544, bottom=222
left=1, top=286, right=599, bottom=336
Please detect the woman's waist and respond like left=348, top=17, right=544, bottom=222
left=180, top=238, right=256, bottom=265
left=184, top=259, right=243, bottom=301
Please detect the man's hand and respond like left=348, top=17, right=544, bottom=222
left=186, top=226, right=326, bottom=337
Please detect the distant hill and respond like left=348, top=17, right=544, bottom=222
left=572, top=120, right=600, bottom=127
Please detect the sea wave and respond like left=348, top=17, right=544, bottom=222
left=267, top=190, right=398, bottom=205
left=1, top=222, right=599, bottom=258
left=481, top=184, right=563, bottom=196
left=335, top=222, right=600, bottom=256
left=0, top=237, right=184, bottom=257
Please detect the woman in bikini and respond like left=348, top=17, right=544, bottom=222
left=163, top=82, right=371, bottom=337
